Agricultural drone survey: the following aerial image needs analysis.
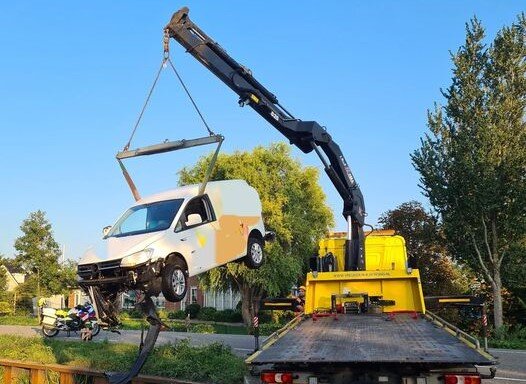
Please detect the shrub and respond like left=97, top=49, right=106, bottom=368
left=258, top=323, right=282, bottom=336
left=274, top=310, right=295, bottom=324
left=197, top=307, right=217, bottom=321
left=127, top=309, right=144, bottom=319
left=257, top=310, right=273, bottom=324
left=190, top=323, right=215, bottom=334
left=214, top=309, right=243, bottom=323
left=169, top=323, right=187, bottom=332
left=489, top=324, right=526, bottom=349
left=0, top=302, right=12, bottom=316
left=147, top=340, right=246, bottom=383
left=157, top=309, right=169, bottom=320
left=185, top=303, right=201, bottom=319
left=168, top=310, right=186, bottom=320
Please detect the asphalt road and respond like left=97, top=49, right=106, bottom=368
left=0, top=325, right=524, bottom=382
left=0, top=325, right=257, bottom=357
left=488, top=348, right=526, bottom=384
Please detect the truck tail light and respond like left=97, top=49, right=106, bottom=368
left=261, top=371, right=293, bottom=383
left=444, top=374, right=481, bottom=384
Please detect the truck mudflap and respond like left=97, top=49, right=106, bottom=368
left=248, top=313, right=496, bottom=366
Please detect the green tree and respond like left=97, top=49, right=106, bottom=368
left=179, top=143, right=334, bottom=325
left=14, top=210, right=63, bottom=296
left=0, top=263, right=7, bottom=297
left=378, top=201, right=470, bottom=296
left=412, top=15, right=526, bottom=328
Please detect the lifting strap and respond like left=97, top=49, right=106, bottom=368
left=119, top=29, right=223, bottom=201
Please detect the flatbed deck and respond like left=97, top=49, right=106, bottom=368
left=251, top=314, right=495, bottom=366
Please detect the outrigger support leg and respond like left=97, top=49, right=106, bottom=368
left=105, top=296, right=162, bottom=384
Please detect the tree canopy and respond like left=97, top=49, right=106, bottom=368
left=179, top=143, right=334, bottom=324
left=378, top=201, right=471, bottom=296
left=13, top=210, right=74, bottom=296
left=412, top=15, right=526, bottom=328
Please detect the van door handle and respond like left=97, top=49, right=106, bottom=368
left=180, top=237, right=188, bottom=241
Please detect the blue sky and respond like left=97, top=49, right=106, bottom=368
left=1, top=1, right=523, bottom=261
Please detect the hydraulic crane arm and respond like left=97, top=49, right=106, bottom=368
left=166, top=7, right=366, bottom=270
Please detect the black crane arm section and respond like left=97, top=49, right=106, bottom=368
left=165, top=7, right=366, bottom=270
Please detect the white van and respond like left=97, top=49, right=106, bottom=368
left=77, top=180, right=272, bottom=302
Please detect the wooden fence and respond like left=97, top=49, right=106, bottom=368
left=0, top=359, right=201, bottom=384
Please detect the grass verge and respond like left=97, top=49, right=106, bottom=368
left=0, top=316, right=39, bottom=326
left=0, top=335, right=246, bottom=384
left=120, top=319, right=249, bottom=334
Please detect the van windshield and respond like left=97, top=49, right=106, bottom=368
left=106, top=198, right=184, bottom=238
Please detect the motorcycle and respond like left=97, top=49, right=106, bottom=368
left=41, top=303, right=100, bottom=338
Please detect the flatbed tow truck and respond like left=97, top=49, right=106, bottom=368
left=79, top=7, right=497, bottom=384
left=246, top=231, right=496, bottom=383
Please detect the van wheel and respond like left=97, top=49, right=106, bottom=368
left=245, top=237, right=264, bottom=269
left=161, top=261, right=188, bottom=302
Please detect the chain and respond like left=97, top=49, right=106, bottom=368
left=167, top=57, right=215, bottom=136
left=163, top=28, right=170, bottom=59
left=123, top=28, right=214, bottom=150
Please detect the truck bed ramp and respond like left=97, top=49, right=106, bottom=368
left=251, top=314, right=495, bottom=365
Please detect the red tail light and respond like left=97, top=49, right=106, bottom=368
left=444, top=375, right=481, bottom=384
left=261, top=371, right=293, bottom=383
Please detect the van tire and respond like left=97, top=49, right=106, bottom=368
left=245, top=237, right=264, bottom=269
left=161, top=261, right=188, bottom=302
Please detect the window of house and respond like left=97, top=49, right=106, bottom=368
left=156, top=293, right=166, bottom=309
left=190, top=286, right=198, bottom=304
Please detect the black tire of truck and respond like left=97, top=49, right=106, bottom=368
left=161, top=261, right=188, bottom=302
left=245, top=236, right=264, bottom=269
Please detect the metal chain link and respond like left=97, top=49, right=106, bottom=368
left=123, top=57, right=167, bottom=151
left=124, top=28, right=215, bottom=150
left=166, top=57, right=215, bottom=136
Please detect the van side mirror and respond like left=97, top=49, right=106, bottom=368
left=185, top=213, right=202, bottom=227
left=102, top=226, right=112, bottom=237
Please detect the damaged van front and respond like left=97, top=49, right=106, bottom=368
left=77, top=180, right=271, bottom=324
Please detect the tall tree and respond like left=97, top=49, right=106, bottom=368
left=14, top=210, right=63, bottom=296
left=179, top=143, right=334, bottom=325
left=378, top=201, right=470, bottom=296
left=412, top=15, right=526, bottom=328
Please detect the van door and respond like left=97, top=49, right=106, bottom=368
left=174, top=195, right=216, bottom=275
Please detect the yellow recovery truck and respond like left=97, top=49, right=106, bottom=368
left=246, top=231, right=496, bottom=384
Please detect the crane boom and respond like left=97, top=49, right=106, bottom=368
left=165, top=7, right=366, bottom=270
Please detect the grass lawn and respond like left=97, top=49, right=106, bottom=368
left=0, top=315, right=39, bottom=326
left=120, top=318, right=249, bottom=334
left=0, top=334, right=246, bottom=384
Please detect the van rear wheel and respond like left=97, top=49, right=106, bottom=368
left=161, top=261, right=188, bottom=302
left=245, top=237, right=264, bottom=269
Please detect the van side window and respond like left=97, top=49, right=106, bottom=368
left=176, top=195, right=215, bottom=231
